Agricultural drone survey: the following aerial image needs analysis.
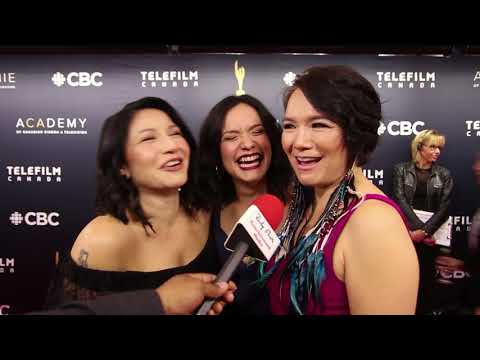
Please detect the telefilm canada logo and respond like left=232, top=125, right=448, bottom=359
left=6, top=165, right=62, bottom=183
left=376, top=71, right=436, bottom=89
left=0, top=72, right=16, bottom=89
left=140, top=70, right=199, bottom=88
left=0, top=305, right=10, bottom=315
left=452, top=216, right=472, bottom=232
left=51, top=72, right=103, bottom=87
left=363, top=168, right=384, bottom=186
left=15, top=116, right=88, bottom=135
left=0, top=257, right=15, bottom=274
left=466, top=120, right=480, bottom=137
left=377, top=120, right=425, bottom=136
left=9, top=211, right=60, bottom=227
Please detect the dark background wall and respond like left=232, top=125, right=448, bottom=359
left=1, top=47, right=479, bottom=314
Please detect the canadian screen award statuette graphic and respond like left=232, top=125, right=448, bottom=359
left=234, top=60, right=246, bottom=96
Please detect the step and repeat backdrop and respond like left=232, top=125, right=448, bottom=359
left=1, top=53, right=479, bottom=314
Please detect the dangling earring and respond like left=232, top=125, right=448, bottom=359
left=120, top=168, right=130, bottom=180
left=215, top=165, right=222, bottom=180
left=346, top=158, right=362, bottom=199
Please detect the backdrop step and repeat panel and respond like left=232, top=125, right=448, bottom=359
left=1, top=53, right=479, bottom=314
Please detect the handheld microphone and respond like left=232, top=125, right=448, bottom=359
left=196, top=194, right=284, bottom=315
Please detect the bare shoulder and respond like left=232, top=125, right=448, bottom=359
left=346, top=197, right=410, bottom=245
left=342, top=196, right=417, bottom=274
left=70, top=215, right=132, bottom=270
left=341, top=196, right=419, bottom=314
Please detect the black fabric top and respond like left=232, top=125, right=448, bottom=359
left=33, top=289, right=165, bottom=315
left=211, top=209, right=271, bottom=315
left=44, top=216, right=221, bottom=309
left=412, top=166, right=431, bottom=211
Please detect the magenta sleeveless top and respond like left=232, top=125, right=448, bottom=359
left=265, top=194, right=408, bottom=315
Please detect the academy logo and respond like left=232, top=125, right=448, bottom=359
left=15, top=116, right=88, bottom=135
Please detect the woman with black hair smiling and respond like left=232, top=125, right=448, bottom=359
left=259, top=66, right=419, bottom=315
left=198, top=94, right=292, bottom=315
left=45, top=97, right=225, bottom=315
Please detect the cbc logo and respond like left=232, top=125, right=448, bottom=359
left=436, top=270, right=470, bottom=285
left=377, top=121, right=425, bottom=136
left=9, top=211, right=60, bottom=226
left=283, top=72, right=297, bottom=86
left=437, top=270, right=470, bottom=279
left=51, top=72, right=103, bottom=87
left=0, top=305, right=10, bottom=315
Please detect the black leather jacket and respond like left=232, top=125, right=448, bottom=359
left=392, top=161, right=453, bottom=235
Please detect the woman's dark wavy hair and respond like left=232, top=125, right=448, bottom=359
left=198, top=95, right=292, bottom=209
left=281, top=65, right=383, bottom=226
left=95, top=97, right=202, bottom=233
left=284, top=65, right=382, bottom=168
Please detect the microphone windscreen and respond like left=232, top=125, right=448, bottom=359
left=251, top=194, right=285, bottom=230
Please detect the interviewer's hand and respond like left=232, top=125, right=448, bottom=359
left=423, top=235, right=436, bottom=246
left=410, top=229, right=426, bottom=243
left=156, top=273, right=237, bottom=315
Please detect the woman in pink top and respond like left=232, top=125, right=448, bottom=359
left=258, top=65, right=419, bottom=315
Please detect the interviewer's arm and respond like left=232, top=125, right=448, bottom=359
left=28, top=273, right=236, bottom=315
